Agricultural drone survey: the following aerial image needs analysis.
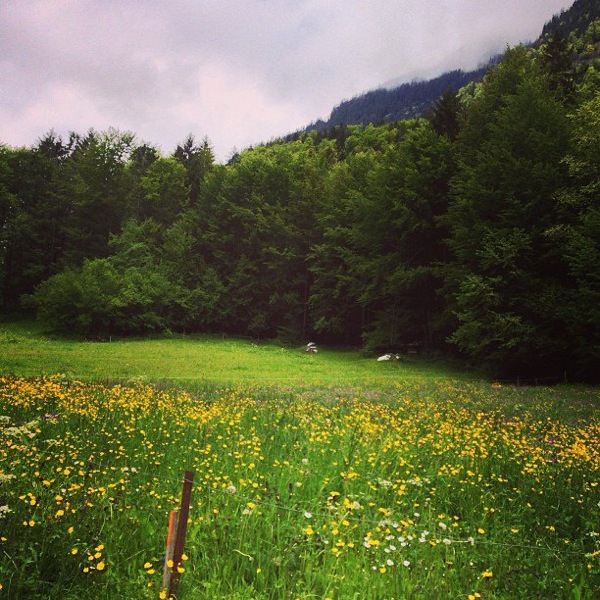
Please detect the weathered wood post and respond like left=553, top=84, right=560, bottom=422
left=164, top=470, right=194, bottom=599
left=162, top=509, right=179, bottom=592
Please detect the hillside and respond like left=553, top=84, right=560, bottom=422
left=541, top=0, right=600, bottom=39
left=306, top=67, right=489, bottom=131
left=297, top=0, right=595, bottom=134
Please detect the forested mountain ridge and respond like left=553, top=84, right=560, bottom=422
left=282, top=0, right=599, bottom=137
left=301, top=67, right=489, bottom=132
left=1, top=2, right=599, bottom=381
left=541, top=0, right=600, bottom=40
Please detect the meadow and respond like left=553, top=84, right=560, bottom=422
left=0, top=321, right=598, bottom=599
left=0, top=320, right=459, bottom=385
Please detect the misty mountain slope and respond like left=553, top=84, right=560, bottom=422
left=308, top=67, right=489, bottom=131
left=296, top=0, right=595, bottom=135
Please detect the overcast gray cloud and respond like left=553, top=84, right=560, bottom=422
left=0, top=0, right=574, bottom=161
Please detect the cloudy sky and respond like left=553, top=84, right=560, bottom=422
left=1, top=0, right=573, bottom=161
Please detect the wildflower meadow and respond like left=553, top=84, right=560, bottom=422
left=0, top=375, right=598, bottom=599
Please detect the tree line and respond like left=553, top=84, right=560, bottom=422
left=1, top=36, right=599, bottom=381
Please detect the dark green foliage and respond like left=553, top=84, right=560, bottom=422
left=139, top=157, right=189, bottom=225
left=29, top=258, right=176, bottom=335
left=540, top=0, right=600, bottom=40
left=57, top=129, right=134, bottom=266
left=547, top=92, right=600, bottom=380
left=538, top=31, right=576, bottom=102
left=0, top=146, right=16, bottom=308
left=174, top=134, right=215, bottom=204
left=444, top=43, right=592, bottom=378
left=427, top=87, right=462, bottom=140
left=313, top=121, right=455, bottom=352
left=123, top=143, right=160, bottom=220
left=1, top=136, right=70, bottom=309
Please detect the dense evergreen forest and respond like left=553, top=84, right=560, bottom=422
left=1, top=9, right=599, bottom=381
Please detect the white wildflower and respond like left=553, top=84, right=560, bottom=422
left=377, top=478, right=393, bottom=488
left=3, top=427, right=21, bottom=437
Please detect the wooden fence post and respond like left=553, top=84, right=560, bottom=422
left=167, top=470, right=194, bottom=599
left=162, top=510, right=179, bottom=592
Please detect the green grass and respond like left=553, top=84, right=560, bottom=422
left=0, top=319, right=598, bottom=599
left=0, top=319, right=467, bottom=384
